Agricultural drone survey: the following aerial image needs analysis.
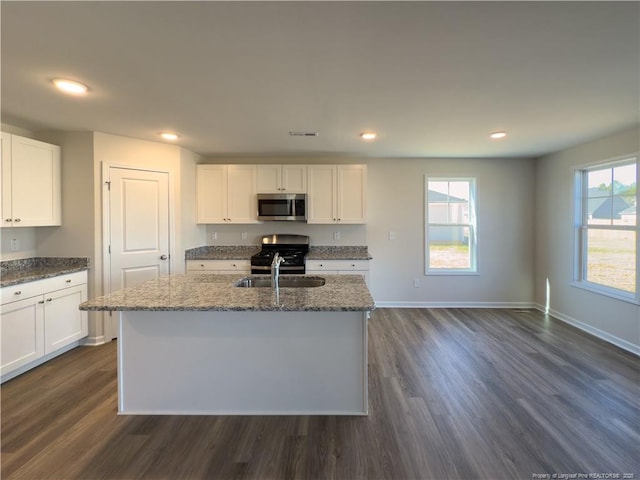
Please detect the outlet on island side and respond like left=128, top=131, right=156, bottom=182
left=413, top=278, right=420, bottom=288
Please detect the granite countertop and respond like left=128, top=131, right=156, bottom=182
left=1, top=257, right=90, bottom=288
left=185, top=245, right=372, bottom=261
left=80, top=273, right=375, bottom=312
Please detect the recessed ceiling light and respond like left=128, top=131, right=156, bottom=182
left=52, top=78, right=88, bottom=95
left=360, top=132, right=377, bottom=140
left=159, top=132, right=180, bottom=141
left=489, top=131, right=507, bottom=139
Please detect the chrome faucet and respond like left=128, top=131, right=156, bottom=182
left=271, top=252, right=285, bottom=290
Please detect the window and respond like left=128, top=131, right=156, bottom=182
left=575, top=157, right=638, bottom=302
left=425, top=177, right=477, bottom=273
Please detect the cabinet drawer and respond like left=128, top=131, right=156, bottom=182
left=1, top=282, right=43, bottom=305
left=40, top=271, right=88, bottom=292
left=306, top=260, right=369, bottom=271
left=186, top=260, right=250, bottom=272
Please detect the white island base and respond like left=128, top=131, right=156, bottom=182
left=118, top=310, right=368, bottom=415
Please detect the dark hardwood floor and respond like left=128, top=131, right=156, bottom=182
left=2, top=308, right=638, bottom=480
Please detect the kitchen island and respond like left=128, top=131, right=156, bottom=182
left=80, top=274, right=375, bottom=415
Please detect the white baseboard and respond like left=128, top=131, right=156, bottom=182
left=82, top=335, right=106, bottom=346
left=374, top=301, right=536, bottom=309
left=533, top=304, right=640, bottom=356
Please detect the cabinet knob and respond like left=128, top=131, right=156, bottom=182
left=14, top=290, right=22, bottom=295
left=65, top=279, right=72, bottom=283
left=160, top=255, right=168, bottom=260
left=5, top=218, right=11, bottom=222
left=46, top=298, right=53, bottom=302
left=14, top=218, right=21, bottom=223
left=38, top=300, right=45, bottom=304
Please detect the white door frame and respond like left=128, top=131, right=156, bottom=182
left=101, top=163, right=175, bottom=342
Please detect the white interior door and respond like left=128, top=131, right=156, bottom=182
left=107, top=167, right=170, bottom=339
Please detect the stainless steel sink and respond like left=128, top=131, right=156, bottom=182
left=234, top=276, right=326, bottom=288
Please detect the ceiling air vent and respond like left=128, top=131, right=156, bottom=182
left=289, top=131, right=318, bottom=137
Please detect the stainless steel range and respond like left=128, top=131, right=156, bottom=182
left=250, top=234, right=310, bottom=275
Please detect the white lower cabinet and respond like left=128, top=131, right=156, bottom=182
left=0, top=296, right=45, bottom=375
left=186, top=260, right=251, bottom=275
left=0, top=271, right=88, bottom=381
left=306, top=260, right=370, bottom=286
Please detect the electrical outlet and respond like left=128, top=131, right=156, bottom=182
left=210, top=232, right=217, bottom=242
left=333, top=231, right=341, bottom=240
left=241, top=232, right=248, bottom=240
left=10, top=238, right=19, bottom=251
left=389, top=231, right=396, bottom=240
left=413, top=278, right=420, bottom=288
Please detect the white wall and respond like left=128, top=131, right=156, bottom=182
left=535, top=126, right=640, bottom=352
left=367, top=157, right=535, bottom=306
left=180, top=147, right=206, bottom=263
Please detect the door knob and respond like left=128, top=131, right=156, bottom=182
left=160, top=255, right=168, bottom=260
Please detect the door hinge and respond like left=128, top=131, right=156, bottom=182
left=105, top=181, right=111, bottom=190
left=108, top=245, right=111, bottom=254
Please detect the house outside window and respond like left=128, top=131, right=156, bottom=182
left=574, top=157, right=638, bottom=302
left=425, top=177, right=477, bottom=274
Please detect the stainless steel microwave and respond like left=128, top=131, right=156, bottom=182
left=257, top=193, right=307, bottom=221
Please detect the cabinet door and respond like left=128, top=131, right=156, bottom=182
left=0, top=296, right=45, bottom=376
left=197, top=165, right=227, bottom=223
left=337, top=165, right=367, bottom=224
left=307, top=165, right=337, bottom=224
left=1, top=132, right=11, bottom=225
left=10, top=136, right=61, bottom=226
left=282, top=165, right=307, bottom=193
left=43, top=284, right=88, bottom=355
left=227, top=165, right=258, bottom=223
left=256, top=165, right=281, bottom=193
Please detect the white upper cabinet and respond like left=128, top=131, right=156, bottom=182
left=256, top=164, right=307, bottom=193
left=196, top=165, right=258, bottom=224
left=307, top=165, right=367, bottom=224
left=1, top=133, right=61, bottom=227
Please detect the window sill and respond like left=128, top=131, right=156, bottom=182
left=570, top=281, right=640, bottom=306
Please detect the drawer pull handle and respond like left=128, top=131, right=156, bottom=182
left=14, top=291, right=22, bottom=295
left=65, top=279, right=72, bottom=283
left=46, top=298, right=53, bottom=302
left=38, top=300, right=45, bottom=304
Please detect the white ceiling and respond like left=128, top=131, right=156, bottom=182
left=1, top=1, right=638, bottom=159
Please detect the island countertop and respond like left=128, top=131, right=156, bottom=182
left=79, top=274, right=375, bottom=312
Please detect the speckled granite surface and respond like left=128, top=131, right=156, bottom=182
left=1, top=257, right=90, bottom=287
left=80, top=274, right=375, bottom=312
left=185, top=245, right=260, bottom=260
left=185, top=245, right=371, bottom=260
left=307, top=246, right=372, bottom=260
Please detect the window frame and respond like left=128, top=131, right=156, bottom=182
left=424, top=176, right=478, bottom=275
left=573, top=155, right=639, bottom=304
